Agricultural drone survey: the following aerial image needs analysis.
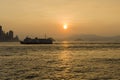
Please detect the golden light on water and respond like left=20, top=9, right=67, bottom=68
left=59, top=41, right=72, bottom=63
left=59, top=51, right=72, bottom=63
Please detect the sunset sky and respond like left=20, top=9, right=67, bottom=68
left=0, top=0, right=120, bottom=39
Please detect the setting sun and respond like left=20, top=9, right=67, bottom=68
left=63, top=24, right=68, bottom=30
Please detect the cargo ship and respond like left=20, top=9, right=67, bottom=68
left=20, top=37, right=53, bottom=44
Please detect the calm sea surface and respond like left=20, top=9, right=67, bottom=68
left=0, top=41, right=120, bottom=80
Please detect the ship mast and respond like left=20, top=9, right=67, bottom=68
left=45, top=33, right=47, bottom=39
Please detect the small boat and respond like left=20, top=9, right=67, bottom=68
left=20, top=37, right=53, bottom=44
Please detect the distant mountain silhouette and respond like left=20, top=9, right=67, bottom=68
left=68, top=34, right=120, bottom=41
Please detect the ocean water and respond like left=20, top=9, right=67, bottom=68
left=0, top=41, right=120, bottom=80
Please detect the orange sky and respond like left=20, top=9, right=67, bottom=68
left=0, top=0, right=120, bottom=39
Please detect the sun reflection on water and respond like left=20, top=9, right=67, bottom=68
left=59, top=51, right=72, bottom=63
left=57, top=41, right=74, bottom=78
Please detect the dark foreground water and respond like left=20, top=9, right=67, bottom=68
left=0, top=41, right=120, bottom=80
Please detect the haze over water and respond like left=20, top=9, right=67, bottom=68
left=0, top=42, right=120, bottom=80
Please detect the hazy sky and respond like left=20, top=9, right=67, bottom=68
left=0, top=0, right=120, bottom=39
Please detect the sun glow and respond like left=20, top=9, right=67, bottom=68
left=63, top=24, right=68, bottom=30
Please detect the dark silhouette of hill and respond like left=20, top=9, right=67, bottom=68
left=68, top=34, right=120, bottom=41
